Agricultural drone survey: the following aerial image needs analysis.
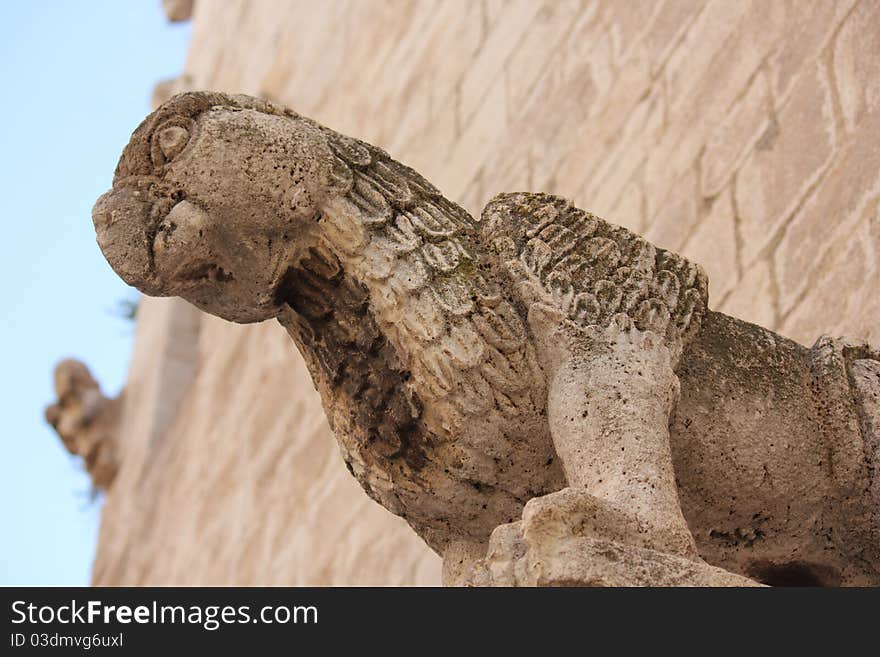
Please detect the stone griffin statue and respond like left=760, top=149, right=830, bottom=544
left=92, top=92, right=880, bottom=586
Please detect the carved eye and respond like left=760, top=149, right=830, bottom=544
left=150, top=119, right=193, bottom=167
left=157, top=126, right=189, bottom=161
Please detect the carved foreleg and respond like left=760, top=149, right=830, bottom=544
left=531, top=306, right=698, bottom=559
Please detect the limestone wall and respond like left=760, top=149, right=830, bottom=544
left=92, top=0, right=879, bottom=584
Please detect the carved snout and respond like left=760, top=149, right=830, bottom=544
left=92, top=186, right=164, bottom=296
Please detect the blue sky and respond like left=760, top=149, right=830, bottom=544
left=0, top=2, right=191, bottom=585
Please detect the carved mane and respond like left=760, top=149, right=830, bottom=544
left=482, top=193, right=709, bottom=362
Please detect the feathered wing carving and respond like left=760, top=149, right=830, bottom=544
left=219, top=104, right=705, bottom=552
left=294, top=124, right=562, bottom=547
left=320, top=129, right=547, bottom=421
left=480, top=192, right=709, bottom=361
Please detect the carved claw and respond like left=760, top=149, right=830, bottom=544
left=467, top=488, right=761, bottom=587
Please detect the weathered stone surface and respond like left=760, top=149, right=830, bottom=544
left=45, top=360, right=121, bottom=490
left=467, top=488, right=762, bottom=587
left=775, top=111, right=880, bottom=315
left=833, top=0, right=880, bottom=133
left=850, top=358, right=880, bottom=515
left=765, top=0, right=855, bottom=105
left=718, top=259, right=776, bottom=329
left=699, top=72, right=770, bottom=198
left=93, top=92, right=880, bottom=585
left=644, top=168, right=700, bottom=253
left=78, top=0, right=879, bottom=587
left=681, top=189, right=739, bottom=303
left=780, top=213, right=880, bottom=348
left=735, top=63, right=836, bottom=266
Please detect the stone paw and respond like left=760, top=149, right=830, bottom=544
left=466, top=487, right=761, bottom=586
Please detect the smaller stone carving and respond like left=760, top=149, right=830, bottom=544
left=45, top=360, right=121, bottom=490
left=162, top=0, right=194, bottom=23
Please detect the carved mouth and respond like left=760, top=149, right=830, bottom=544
left=147, top=197, right=238, bottom=292
left=93, top=175, right=188, bottom=285
left=93, top=185, right=162, bottom=294
left=177, top=262, right=235, bottom=284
